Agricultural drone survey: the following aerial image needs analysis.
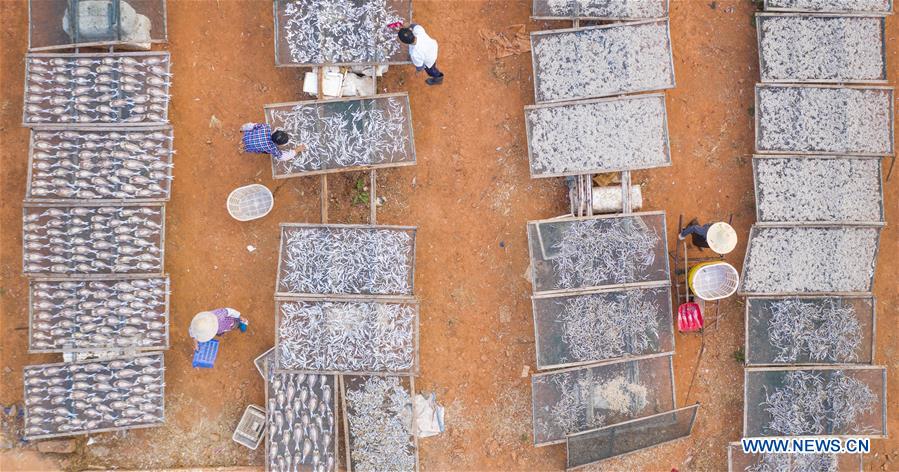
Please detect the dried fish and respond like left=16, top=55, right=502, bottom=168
left=23, top=354, right=165, bottom=439
left=277, top=300, right=416, bottom=373
left=24, top=54, right=172, bottom=125
left=280, top=0, right=405, bottom=64
left=344, top=376, right=416, bottom=471
left=23, top=205, right=164, bottom=275
left=278, top=226, right=414, bottom=296
left=266, top=361, right=336, bottom=471
left=28, top=129, right=173, bottom=200
left=269, top=96, right=412, bottom=176
left=760, top=370, right=878, bottom=436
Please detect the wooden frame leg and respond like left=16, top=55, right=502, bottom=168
left=369, top=169, right=377, bottom=224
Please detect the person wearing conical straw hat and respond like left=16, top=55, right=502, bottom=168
left=678, top=220, right=737, bottom=255
left=189, top=308, right=248, bottom=351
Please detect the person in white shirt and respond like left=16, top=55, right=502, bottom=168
left=398, top=24, right=444, bottom=86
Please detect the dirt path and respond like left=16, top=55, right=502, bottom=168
left=1, top=1, right=896, bottom=470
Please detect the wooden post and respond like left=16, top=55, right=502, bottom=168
left=369, top=169, right=377, bottom=224
left=320, top=174, right=328, bottom=223
left=621, top=171, right=632, bottom=214
left=585, top=174, right=594, bottom=216
left=317, top=65, right=328, bottom=223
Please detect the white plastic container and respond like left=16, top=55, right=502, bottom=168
left=227, top=184, right=273, bottom=222
left=232, top=405, right=266, bottom=450
left=688, top=262, right=739, bottom=301
left=592, top=185, right=643, bottom=213
left=302, top=67, right=345, bottom=97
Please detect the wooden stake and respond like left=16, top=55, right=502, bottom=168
left=369, top=169, right=377, bottom=224
left=320, top=174, right=329, bottom=223
left=585, top=174, right=594, bottom=216
left=621, top=170, right=632, bottom=214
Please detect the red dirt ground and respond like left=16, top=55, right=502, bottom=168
left=1, top=0, right=897, bottom=470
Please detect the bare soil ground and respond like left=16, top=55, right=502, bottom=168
left=1, top=0, right=897, bottom=470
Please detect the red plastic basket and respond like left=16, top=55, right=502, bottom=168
left=677, top=302, right=703, bottom=332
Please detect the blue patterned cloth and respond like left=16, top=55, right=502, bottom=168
left=242, top=123, right=281, bottom=158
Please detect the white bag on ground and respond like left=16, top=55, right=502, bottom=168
left=413, top=393, right=445, bottom=438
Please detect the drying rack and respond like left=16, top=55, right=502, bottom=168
left=560, top=16, right=638, bottom=219
left=311, top=72, right=382, bottom=226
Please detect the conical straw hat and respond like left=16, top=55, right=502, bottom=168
left=189, top=311, right=218, bottom=343
left=707, top=222, right=737, bottom=255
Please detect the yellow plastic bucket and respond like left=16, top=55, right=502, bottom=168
left=688, top=261, right=739, bottom=301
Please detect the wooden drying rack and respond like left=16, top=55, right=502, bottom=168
left=315, top=68, right=380, bottom=225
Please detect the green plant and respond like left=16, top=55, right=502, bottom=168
left=733, top=348, right=746, bottom=364
left=351, top=177, right=370, bottom=206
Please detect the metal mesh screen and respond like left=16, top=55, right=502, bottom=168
left=23, top=353, right=165, bottom=439
left=29, top=276, right=169, bottom=353
left=739, top=225, right=880, bottom=295
left=752, top=156, right=884, bottom=224
left=566, top=404, right=698, bottom=469
left=26, top=127, right=174, bottom=201
left=23, top=52, right=171, bottom=126
left=755, top=84, right=894, bottom=156
left=531, top=353, right=676, bottom=445
left=763, top=0, right=892, bottom=13
left=527, top=212, right=670, bottom=294
left=275, top=299, right=418, bottom=374
left=276, top=224, right=416, bottom=297
left=757, top=14, right=886, bottom=83
left=23, top=203, right=165, bottom=277
left=342, top=375, right=417, bottom=472
left=744, top=367, right=887, bottom=437
left=273, top=0, right=412, bottom=66
left=265, top=94, right=415, bottom=178
left=28, top=0, right=168, bottom=51
left=531, top=20, right=674, bottom=103
left=532, top=284, right=674, bottom=370
left=264, top=370, right=338, bottom=472
left=532, top=0, right=669, bottom=19
left=525, top=95, right=671, bottom=177
left=746, top=296, right=875, bottom=366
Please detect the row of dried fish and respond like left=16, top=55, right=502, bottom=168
left=29, top=161, right=171, bottom=199
left=24, top=54, right=171, bottom=125
left=30, top=278, right=168, bottom=352
left=266, top=371, right=337, bottom=472
left=23, top=205, right=164, bottom=275
left=23, top=354, right=165, bottom=439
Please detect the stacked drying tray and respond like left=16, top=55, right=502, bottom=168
left=269, top=224, right=420, bottom=472
left=731, top=1, right=892, bottom=469
left=525, top=1, right=699, bottom=469
left=21, top=0, right=172, bottom=441
left=262, top=3, right=420, bottom=471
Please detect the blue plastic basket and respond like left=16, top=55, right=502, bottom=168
left=193, top=339, right=219, bottom=368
